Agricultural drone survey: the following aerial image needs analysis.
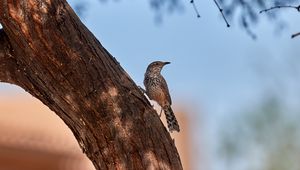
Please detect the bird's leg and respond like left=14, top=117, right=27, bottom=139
left=159, top=108, right=163, bottom=117
left=138, top=86, right=155, bottom=107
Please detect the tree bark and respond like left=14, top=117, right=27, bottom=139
left=0, top=0, right=182, bottom=169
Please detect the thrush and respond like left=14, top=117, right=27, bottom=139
left=143, top=61, right=180, bottom=132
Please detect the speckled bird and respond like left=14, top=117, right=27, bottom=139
left=143, top=61, right=180, bottom=132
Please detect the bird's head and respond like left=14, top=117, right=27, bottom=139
left=146, top=61, right=170, bottom=74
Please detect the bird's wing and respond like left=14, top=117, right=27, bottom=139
left=161, top=77, right=172, bottom=105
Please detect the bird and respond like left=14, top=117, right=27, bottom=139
left=143, top=61, right=180, bottom=132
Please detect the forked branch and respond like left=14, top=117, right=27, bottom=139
left=190, top=0, right=230, bottom=27
left=260, top=4, right=300, bottom=38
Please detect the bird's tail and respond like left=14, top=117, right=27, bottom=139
left=163, top=106, right=180, bottom=132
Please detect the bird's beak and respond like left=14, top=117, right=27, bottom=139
left=164, top=62, right=171, bottom=65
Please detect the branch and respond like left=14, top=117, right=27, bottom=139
left=259, top=5, right=300, bottom=39
left=190, top=0, right=230, bottom=27
left=259, top=5, right=300, bottom=13
left=291, top=32, right=300, bottom=38
left=213, top=0, right=230, bottom=27
left=0, top=1, right=183, bottom=169
left=190, top=0, right=200, bottom=18
left=0, top=29, right=22, bottom=85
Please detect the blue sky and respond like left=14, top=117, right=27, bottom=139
left=1, top=0, right=300, bottom=169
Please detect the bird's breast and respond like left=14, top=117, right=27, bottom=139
left=144, top=76, right=167, bottom=107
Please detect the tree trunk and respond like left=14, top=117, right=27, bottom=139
left=0, top=0, right=182, bottom=169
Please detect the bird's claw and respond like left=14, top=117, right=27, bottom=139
left=138, top=86, right=146, bottom=94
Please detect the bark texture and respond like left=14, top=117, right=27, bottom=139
left=0, top=0, right=182, bottom=169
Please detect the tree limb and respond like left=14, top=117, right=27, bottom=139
left=0, top=0, right=182, bottom=169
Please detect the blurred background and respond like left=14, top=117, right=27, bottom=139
left=1, top=0, right=300, bottom=169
